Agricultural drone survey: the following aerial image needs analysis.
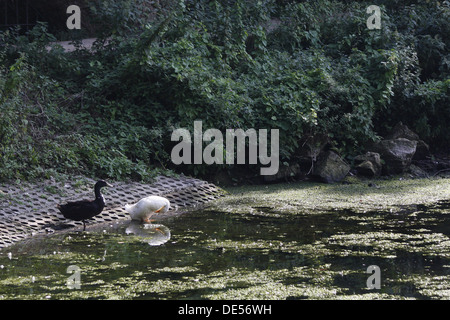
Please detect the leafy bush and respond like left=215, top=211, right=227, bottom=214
left=1, top=0, right=448, bottom=182
left=0, top=27, right=169, bottom=181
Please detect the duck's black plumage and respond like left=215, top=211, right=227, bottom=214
left=58, top=180, right=112, bottom=231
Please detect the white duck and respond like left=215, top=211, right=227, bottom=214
left=124, top=196, right=170, bottom=223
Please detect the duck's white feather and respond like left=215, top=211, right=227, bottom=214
left=125, top=196, right=170, bottom=221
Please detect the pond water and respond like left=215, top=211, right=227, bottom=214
left=1, top=200, right=450, bottom=299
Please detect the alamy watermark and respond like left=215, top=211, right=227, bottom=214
left=66, top=5, right=81, bottom=30
left=366, top=5, right=381, bottom=30
left=366, top=265, right=381, bottom=289
left=65, top=5, right=381, bottom=32
left=171, top=121, right=279, bottom=176
left=66, top=265, right=81, bottom=289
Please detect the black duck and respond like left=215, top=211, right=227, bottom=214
left=58, top=180, right=113, bottom=231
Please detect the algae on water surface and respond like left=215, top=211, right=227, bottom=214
left=0, top=177, right=450, bottom=299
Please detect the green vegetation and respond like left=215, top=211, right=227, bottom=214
left=210, top=176, right=450, bottom=213
left=0, top=0, right=448, bottom=181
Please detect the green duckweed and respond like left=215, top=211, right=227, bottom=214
left=0, top=177, right=449, bottom=299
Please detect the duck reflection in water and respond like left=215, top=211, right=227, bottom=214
left=124, top=220, right=171, bottom=246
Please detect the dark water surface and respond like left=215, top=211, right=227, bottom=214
left=1, top=200, right=450, bottom=299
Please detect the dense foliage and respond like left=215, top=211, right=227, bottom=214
left=0, top=0, right=448, bottom=181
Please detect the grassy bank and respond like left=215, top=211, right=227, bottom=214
left=211, top=176, right=450, bottom=214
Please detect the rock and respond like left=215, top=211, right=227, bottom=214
left=408, top=164, right=429, bottom=178
left=386, top=122, right=420, bottom=141
left=354, top=152, right=382, bottom=177
left=413, top=139, right=430, bottom=160
left=387, top=122, right=430, bottom=160
left=356, top=161, right=377, bottom=177
left=371, top=138, right=417, bottom=174
left=313, top=151, right=350, bottom=183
